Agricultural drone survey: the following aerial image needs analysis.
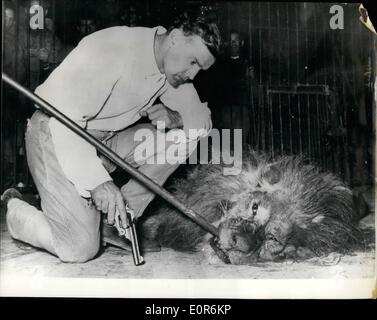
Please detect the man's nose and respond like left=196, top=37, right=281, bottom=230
left=187, top=65, right=200, bottom=80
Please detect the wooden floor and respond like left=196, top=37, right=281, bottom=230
left=0, top=189, right=375, bottom=280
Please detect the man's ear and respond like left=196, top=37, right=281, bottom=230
left=168, top=28, right=183, bottom=45
left=169, top=29, right=179, bottom=44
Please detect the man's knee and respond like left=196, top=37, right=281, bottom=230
left=57, top=232, right=100, bottom=263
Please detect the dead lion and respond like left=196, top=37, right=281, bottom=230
left=140, top=151, right=367, bottom=264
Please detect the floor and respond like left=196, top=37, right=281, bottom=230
left=0, top=188, right=375, bottom=280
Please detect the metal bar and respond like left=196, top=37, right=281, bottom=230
left=295, top=3, right=302, bottom=154
left=257, top=2, right=263, bottom=151
left=341, top=26, right=351, bottom=183
left=267, top=88, right=329, bottom=95
left=298, top=95, right=302, bottom=154
left=322, top=5, right=329, bottom=171
left=306, top=96, right=311, bottom=158
left=63, top=0, right=67, bottom=43
left=15, top=0, right=20, bottom=81
left=268, top=93, right=274, bottom=157
left=319, top=95, right=325, bottom=168
left=248, top=1, right=253, bottom=146
left=258, top=2, right=262, bottom=85
left=0, top=4, right=3, bottom=190
left=52, top=0, right=56, bottom=64
left=260, top=85, right=265, bottom=151
left=279, top=93, right=283, bottom=155
left=239, top=25, right=362, bottom=35
left=288, top=94, right=293, bottom=154
left=313, top=3, right=322, bottom=165
left=349, top=8, right=358, bottom=182
left=26, top=0, right=31, bottom=89
left=286, top=3, right=293, bottom=154
left=277, top=4, right=283, bottom=155
left=267, top=2, right=272, bottom=86
left=267, top=3, right=273, bottom=155
left=13, top=120, right=18, bottom=185
left=303, top=3, right=311, bottom=158
left=277, top=3, right=281, bottom=85
left=331, top=24, right=338, bottom=175
left=246, top=2, right=251, bottom=145
left=2, top=73, right=219, bottom=238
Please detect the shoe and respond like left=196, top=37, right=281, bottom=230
left=101, top=221, right=161, bottom=253
left=1, top=188, right=23, bottom=209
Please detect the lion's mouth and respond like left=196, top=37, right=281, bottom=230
left=210, top=236, right=263, bottom=265
left=210, top=220, right=265, bottom=264
left=212, top=219, right=289, bottom=264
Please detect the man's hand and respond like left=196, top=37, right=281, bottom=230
left=140, top=103, right=183, bottom=129
left=90, top=181, right=128, bottom=228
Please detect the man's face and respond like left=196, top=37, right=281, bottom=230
left=162, top=29, right=216, bottom=88
left=230, top=32, right=241, bottom=57
left=5, top=8, right=15, bottom=29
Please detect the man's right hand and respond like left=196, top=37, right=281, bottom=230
left=90, top=181, right=128, bottom=228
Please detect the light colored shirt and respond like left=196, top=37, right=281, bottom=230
left=35, top=26, right=212, bottom=197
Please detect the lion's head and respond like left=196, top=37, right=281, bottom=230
left=215, top=189, right=297, bottom=264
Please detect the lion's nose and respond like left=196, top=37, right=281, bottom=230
left=218, top=221, right=255, bottom=253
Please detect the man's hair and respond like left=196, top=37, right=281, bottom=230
left=169, top=15, right=222, bottom=58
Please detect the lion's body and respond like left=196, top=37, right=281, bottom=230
left=141, top=151, right=364, bottom=263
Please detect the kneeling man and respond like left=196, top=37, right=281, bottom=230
left=2, top=17, right=221, bottom=262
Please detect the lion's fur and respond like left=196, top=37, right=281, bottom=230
left=141, top=150, right=364, bottom=259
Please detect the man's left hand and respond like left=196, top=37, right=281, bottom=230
left=140, top=103, right=183, bottom=130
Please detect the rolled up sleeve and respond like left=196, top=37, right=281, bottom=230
left=160, top=83, right=212, bottom=140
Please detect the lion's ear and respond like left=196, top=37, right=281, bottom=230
left=262, top=164, right=282, bottom=185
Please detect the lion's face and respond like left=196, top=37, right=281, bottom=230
left=216, top=190, right=294, bottom=264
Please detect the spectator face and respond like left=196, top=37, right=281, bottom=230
left=162, top=29, right=216, bottom=88
left=77, top=19, right=96, bottom=37
left=30, top=0, right=50, bottom=15
left=5, top=8, right=15, bottom=29
left=230, top=32, right=242, bottom=57
left=30, top=0, right=40, bottom=7
left=45, top=17, right=54, bottom=31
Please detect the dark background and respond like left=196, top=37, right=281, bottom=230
left=2, top=0, right=376, bottom=192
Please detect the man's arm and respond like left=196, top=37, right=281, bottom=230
left=159, top=83, right=212, bottom=140
left=140, top=103, right=183, bottom=129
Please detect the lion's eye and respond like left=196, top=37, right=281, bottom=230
left=252, top=203, right=258, bottom=216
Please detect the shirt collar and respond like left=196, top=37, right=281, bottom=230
left=145, top=26, right=167, bottom=78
